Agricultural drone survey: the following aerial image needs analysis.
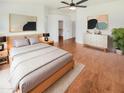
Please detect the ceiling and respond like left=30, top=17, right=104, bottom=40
left=0, top=0, right=118, bottom=9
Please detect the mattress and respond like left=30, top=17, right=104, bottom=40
left=9, top=43, right=72, bottom=93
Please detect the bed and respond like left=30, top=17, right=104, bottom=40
left=7, top=35, right=74, bottom=93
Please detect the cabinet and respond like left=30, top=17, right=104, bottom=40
left=84, top=33, right=108, bottom=52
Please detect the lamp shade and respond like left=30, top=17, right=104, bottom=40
left=0, top=36, right=6, bottom=42
left=43, top=33, right=50, bottom=37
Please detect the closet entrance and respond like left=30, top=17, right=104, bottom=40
left=58, top=20, right=64, bottom=42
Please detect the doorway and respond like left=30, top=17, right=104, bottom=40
left=58, top=20, right=64, bottom=42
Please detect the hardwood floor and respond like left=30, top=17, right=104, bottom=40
left=55, top=38, right=124, bottom=93
left=0, top=63, right=9, bottom=70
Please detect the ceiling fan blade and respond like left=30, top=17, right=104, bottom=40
left=61, top=1, right=70, bottom=5
left=76, top=5, right=87, bottom=8
left=76, top=0, right=88, bottom=5
left=58, top=6, right=70, bottom=9
left=71, top=0, right=73, bottom=3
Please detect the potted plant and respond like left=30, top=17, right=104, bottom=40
left=112, top=28, right=124, bottom=55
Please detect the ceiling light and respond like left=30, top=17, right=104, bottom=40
left=69, top=6, right=76, bottom=10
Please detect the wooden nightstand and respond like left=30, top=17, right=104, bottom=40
left=0, top=50, right=8, bottom=65
left=41, top=39, right=54, bottom=46
left=39, top=37, right=54, bottom=46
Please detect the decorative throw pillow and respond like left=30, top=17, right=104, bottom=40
left=28, top=38, right=39, bottom=45
left=13, top=39, right=29, bottom=47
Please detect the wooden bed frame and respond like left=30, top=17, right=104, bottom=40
left=7, top=34, right=74, bottom=93
left=7, top=34, right=41, bottom=50
left=7, top=34, right=41, bottom=63
left=28, top=60, right=74, bottom=93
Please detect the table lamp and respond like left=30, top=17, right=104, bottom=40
left=43, top=33, right=50, bottom=41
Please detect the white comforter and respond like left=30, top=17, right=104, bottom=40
left=9, top=43, right=70, bottom=93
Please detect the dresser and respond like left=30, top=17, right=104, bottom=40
left=84, top=33, right=108, bottom=52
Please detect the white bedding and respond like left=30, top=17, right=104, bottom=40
left=9, top=43, right=50, bottom=58
left=9, top=43, right=72, bottom=93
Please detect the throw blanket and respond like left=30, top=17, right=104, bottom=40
left=9, top=43, right=68, bottom=93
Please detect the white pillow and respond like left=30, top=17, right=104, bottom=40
left=28, top=38, right=39, bottom=45
left=13, top=39, right=29, bottom=47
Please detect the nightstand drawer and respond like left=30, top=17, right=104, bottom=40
left=0, top=50, right=8, bottom=57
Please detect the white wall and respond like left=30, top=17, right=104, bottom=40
left=48, top=14, right=73, bottom=42
left=76, top=0, right=124, bottom=44
left=0, top=2, right=46, bottom=36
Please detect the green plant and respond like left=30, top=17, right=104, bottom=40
left=112, top=28, right=124, bottom=53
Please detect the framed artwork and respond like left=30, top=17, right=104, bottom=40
left=9, top=14, right=37, bottom=32
left=87, top=15, right=108, bottom=34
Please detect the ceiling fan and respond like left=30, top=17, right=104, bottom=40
left=58, top=0, right=88, bottom=10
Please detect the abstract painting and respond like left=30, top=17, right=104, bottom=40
left=87, top=15, right=108, bottom=34
left=10, top=14, right=37, bottom=32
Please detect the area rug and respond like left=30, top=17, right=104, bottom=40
left=0, top=68, right=13, bottom=93
left=0, top=63, right=85, bottom=93
left=43, top=63, right=85, bottom=93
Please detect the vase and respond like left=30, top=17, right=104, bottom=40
left=116, top=49, right=123, bottom=55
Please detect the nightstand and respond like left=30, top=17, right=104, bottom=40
left=0, top=50, right=8, bottom=65
left=41, top=40, right=54, bottom=46
left=40, top=38, right=54, bottom=46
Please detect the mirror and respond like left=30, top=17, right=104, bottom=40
left=9, top=14, right=37, bottom=32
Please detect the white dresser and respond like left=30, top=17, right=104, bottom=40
left=84, top=33, right=108, bottom=51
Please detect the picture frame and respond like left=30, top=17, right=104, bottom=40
left=9, top=14, right=37, bottom=32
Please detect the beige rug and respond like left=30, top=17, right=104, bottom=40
left=0, top=63, right=85, bottom=93
left=0, top=68, right=13, bottom=93
left=44, top=63, right=85, bottom=93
